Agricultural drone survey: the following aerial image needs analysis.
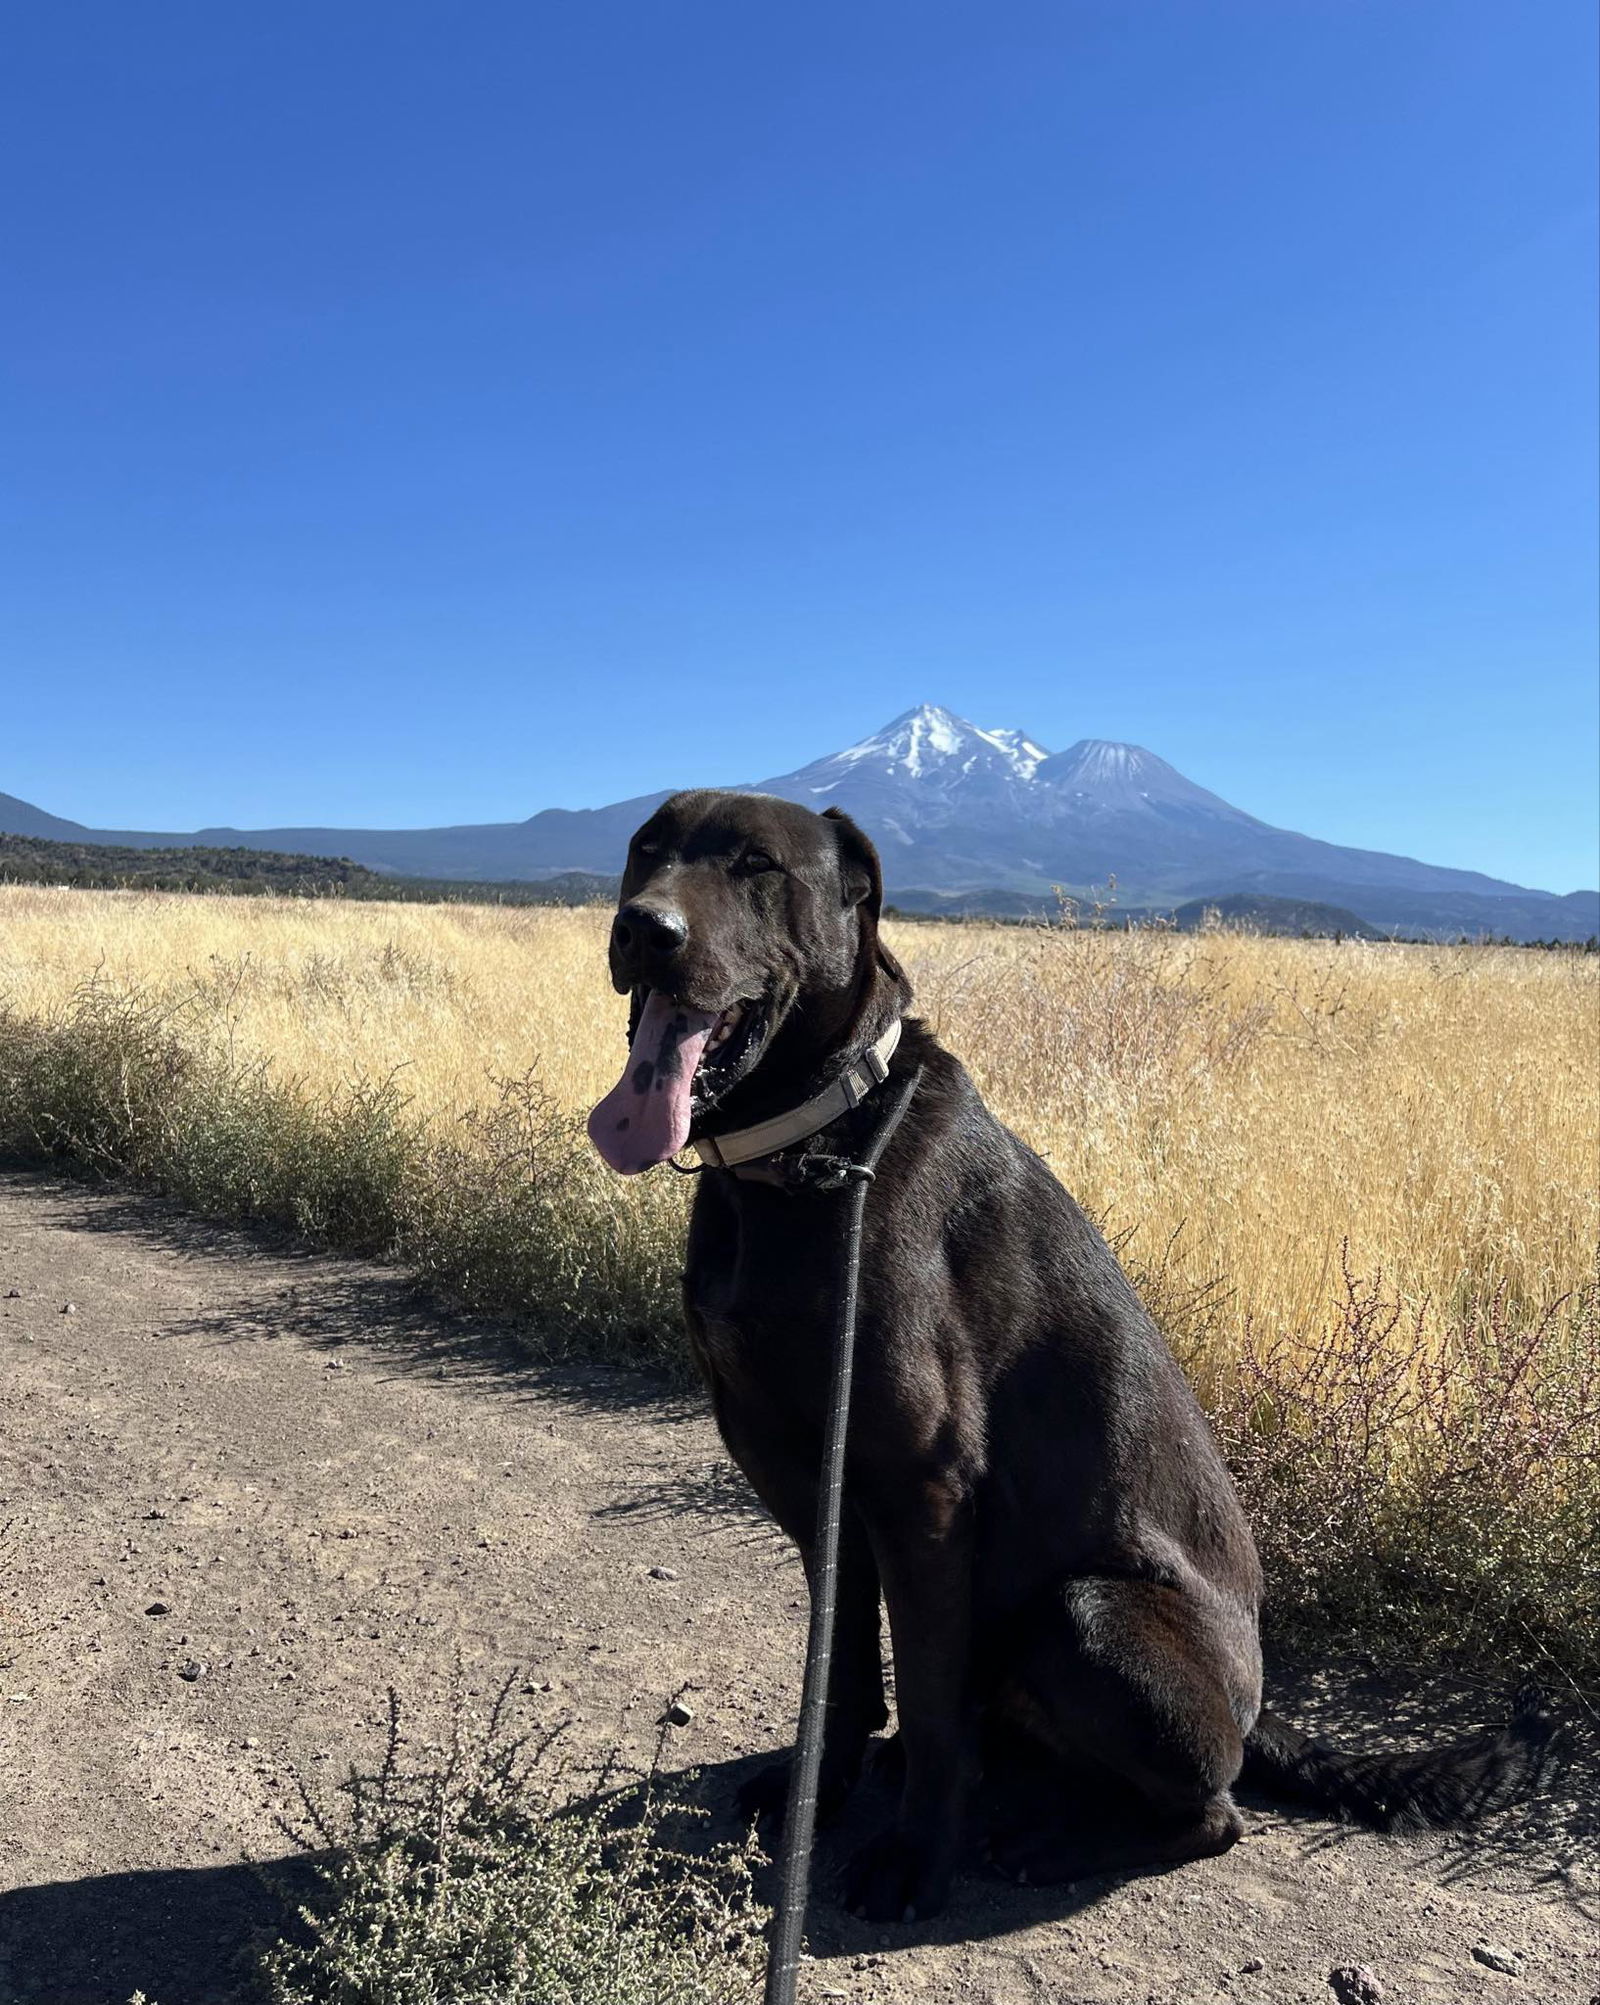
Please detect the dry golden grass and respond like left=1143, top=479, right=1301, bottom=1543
left=2, top=883, right=1593, bottom=1351
left=4, top=883, right=1597, bottom=1678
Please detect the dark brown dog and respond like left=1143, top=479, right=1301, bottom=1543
left=588, top=788, right=1548, bottom=1923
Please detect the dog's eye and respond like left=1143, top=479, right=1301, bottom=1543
left=741, top=850, right=778, bottom=874
left=635, top=840, right=660, bottom=858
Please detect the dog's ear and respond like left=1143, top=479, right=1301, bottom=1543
left=822, top=807, right=911, bottom=1003
left=822, top=806, right=882, bottom=914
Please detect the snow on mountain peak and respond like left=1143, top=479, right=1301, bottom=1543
left=1056, top=738, right=1150, bottom=783
left=786, top=706, right=1220, bottom=823
left=974, top=724, right=1049, bottom=778
left=826, top=704, right=1048, bottom=785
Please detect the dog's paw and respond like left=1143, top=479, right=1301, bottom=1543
left=843, top=1827, right=952, bottom=1924
left=736, top=1760, right=795, bottom=1828
left=865, top=1731, right=905, bottom=1785
left=736, top=1757, right=857, bottom=1833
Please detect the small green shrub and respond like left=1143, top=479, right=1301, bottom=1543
left=0, top=978, right=415, bottom=1252
left=0, top=981, right=200, bottom=1179
left=257, top=1680, right=766, bottom=2005
left=1210, top=1256, right=1600, bottom=1687
left=400, top=1070, right=685, bottom=1359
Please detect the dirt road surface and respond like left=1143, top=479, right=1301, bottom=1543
left=1, top=1172, right=1594, bottom=2005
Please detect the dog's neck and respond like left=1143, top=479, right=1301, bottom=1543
left=691, top=1018, right=903, bottom=1175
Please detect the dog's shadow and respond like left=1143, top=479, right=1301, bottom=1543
left=663, top=1671, right=1600, bottom=1961
left=701, top=1744, right=1123, bottom=1956
left=0, top=1850, right=325, bottom=2005
left=3, top=1706, right=1590, bottom=2005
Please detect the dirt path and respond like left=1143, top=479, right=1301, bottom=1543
left=0, top=1172, right=1594, bottom=2005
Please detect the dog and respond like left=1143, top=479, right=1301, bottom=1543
left=587, top=788, right=1550, bottom=1923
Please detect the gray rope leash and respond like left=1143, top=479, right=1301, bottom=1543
left=761, top=1064, right=923, bottom=2005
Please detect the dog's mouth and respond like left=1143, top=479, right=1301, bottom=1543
left=587, top=987, right=770, bottom=1176
left=690, top=995, right=769, bottom=1114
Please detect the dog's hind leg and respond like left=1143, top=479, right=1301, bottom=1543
left=987, top=1575, right=1254, bottom=1884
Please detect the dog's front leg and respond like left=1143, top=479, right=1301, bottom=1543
left=845, top=1482, right=974, bottom=1923
left=736, top=1508, right=887, bottom=1828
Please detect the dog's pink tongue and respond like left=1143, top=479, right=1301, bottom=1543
left=588, top=990, right=717, bottom=1175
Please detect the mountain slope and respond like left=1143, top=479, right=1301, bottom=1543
left=3, top=704, right=1594, bottom=940
left=0, top=791, right=92, bottom=842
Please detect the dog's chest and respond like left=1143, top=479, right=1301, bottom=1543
left=684, top=1192, right=841, bottom=1394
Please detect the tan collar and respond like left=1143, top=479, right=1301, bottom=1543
left=691, top=1019, right=903, bottom=1171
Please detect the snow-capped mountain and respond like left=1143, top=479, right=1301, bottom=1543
left=4, top=702, right=1595, bottom=939
left=752, top=707, right=1592, bottom=936
left=767, top=705, right=1253, bottom=837
left=741, top=703, right=1275, bottom=896
left=1035, top=737, right=1251, bottom=818
left=760, top=703, right=1048, bottom=844
left=791, top=704, right=1048, bottom=792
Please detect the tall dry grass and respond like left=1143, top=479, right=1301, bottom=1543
left=1, top=884, right=1596, bottom=1680
left=904, top=920, right=1596, bottom=1339
left=2, top=885, right=1592, bottom=1332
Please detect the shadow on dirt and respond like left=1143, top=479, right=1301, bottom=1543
left=16, top=1169, right=704, bottom=1420
left=0, top=1850, right=322, bottom=2005
left=593, top=1449, right=793, bottom=1578
left=617, top=1688, right=1598, bottom=1968
left=1247, top=1657, right=1599, bottom=1913
left=3, top=1691, right=1593, bottom=2005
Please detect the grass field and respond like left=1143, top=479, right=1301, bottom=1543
left=2, top=884, right=1596, bottom=1687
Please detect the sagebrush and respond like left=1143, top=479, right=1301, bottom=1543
left=135, top=1678, right=766, bottom=2005
left=258, top=1680, right=766, bottom=2005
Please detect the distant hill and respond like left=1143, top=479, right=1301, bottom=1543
left=0, top=833, right=618, bottom=906
left=0, top=791, right=91, bottom=842
left=1169, top=893, right=1382, bottom=939
left=885, top=887, right=1383, bottom=937
left=5, top=704, right=1595, bottom=942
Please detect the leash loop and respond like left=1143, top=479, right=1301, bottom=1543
left=760, top=1063, right=923, bottom=2005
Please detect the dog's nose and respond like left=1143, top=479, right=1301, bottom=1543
left=612, top=901, right=688, bottom=967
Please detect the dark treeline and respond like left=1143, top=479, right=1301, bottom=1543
left=0, top=832, right=618, bottom=907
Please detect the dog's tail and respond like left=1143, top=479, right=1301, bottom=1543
left=1240, top=1683, right=1556, bottom=1832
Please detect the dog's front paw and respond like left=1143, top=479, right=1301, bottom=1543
left=843, top=1827, right=952, bottom=1923
left=736, top=1760, right=793, bottom=1828
left=736, top=1755, right=858, bottom=1833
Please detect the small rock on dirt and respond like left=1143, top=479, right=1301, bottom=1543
left=661, top=1699, right=694, bottom=1727
left=648, top=1565, right=679, bottom=1581
left=61, top=1302, right=77, bottom=1315
left=1471, top=1945, right=1521, bottom=1976
left=1240, top=1959, right=1264, bottom=1975
left=176, top=1659, right=206, bottom=1682
left=144, top=1601, right=169, bottom=1616
left=1329, top=1968, right=1384, bottom=2005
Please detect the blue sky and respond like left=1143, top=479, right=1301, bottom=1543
left=4, top=2, right=1596, bottom=890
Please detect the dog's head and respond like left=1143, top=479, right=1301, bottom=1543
left=587, top=789, right=909, bottom=1174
